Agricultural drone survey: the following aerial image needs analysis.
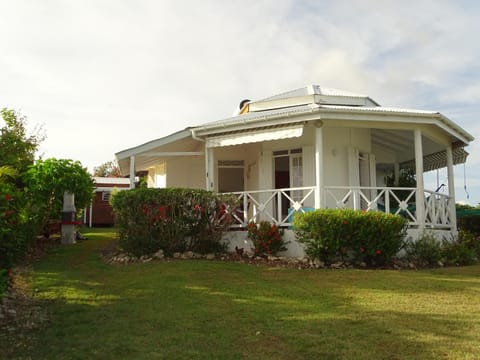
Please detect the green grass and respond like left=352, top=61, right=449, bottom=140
left=3, top=228, right=480, bottom=359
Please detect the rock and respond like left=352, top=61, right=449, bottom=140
left=300, top=257, right=309, bottom=264
left=267, top=255, right=279, bottom=261
left=6, top=309, right=16, bottom=316
left=313, top=258, right=325, bottom=269
left=205, top=253, right=215, bottom=260
left=437, top=261, right=444, bottom=267
left=408, top=262, right=417, bottom=270
left=184, top=251, right=194, bottom=259
left=359, top=262, right=367, bottom=268
left=330, top=262, right=343, bottom=269
left=173, top=252, right=181, bottom=259
left=153, top=249, right=164, bottom=259
left=393, top=264, right=402, bottom=270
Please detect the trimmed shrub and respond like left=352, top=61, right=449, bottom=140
left=405, top=230, right=479, bottom=268
left=0, top=268, right=8, bottom=299
left=247, top=221, right=287, bottom=256
left=458, top=214, right=480, bottom=237
left=111, top=187, right=239, bottom=257
left=442, top=230, right=479, bottom=266
left=404, top=233, right=444, bottom=267
left=293, top=209, right=408, bottom=266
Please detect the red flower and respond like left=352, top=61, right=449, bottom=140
left=5, top=194, right=12, bottom=201
left=342, top=220, right=347, bottom=225
left=359, top=247, right=365, bottom=253
left=375, top=249, right=382, bottom=255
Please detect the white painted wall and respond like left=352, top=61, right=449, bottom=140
left=166, top=156, right=205, bottom=189
left=222, top=230, right=306, bottom=258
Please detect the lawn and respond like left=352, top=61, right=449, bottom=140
left=2, top=228, right=480, bottom=359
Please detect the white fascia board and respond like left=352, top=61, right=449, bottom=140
left=93, top=177, right=131, bottom=185
left=317, top=107, right=474, bottom=145
left=95, top=186, right=130, bottom=192
left=115, top=129, right=192, bottom=160
left=140, top=151, right=204, bottom=157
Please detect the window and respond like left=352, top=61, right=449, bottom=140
left=102, top=191, right=111, bottom=202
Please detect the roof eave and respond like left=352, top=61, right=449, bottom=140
left=115, top=129, right=192, bottom=160
left=193, top=104, right=321, bottom=136
left=317, top=107, right=474, bottom=145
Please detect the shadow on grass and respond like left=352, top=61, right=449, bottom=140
left=4, top=229, right=479, bottom=359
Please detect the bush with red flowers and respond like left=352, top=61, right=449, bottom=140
left=111, top=187, right=239, bottom=256
left=247, top=221, right=287, bottom=256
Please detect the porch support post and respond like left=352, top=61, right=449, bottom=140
left=206, top=147, right=215, bottom=191
left=394, top=162, right=400, bottom=186
left=414, top=129, right=425, bottom=230
left=314, top=123, right=324, bottom=209
left=446, top=144, right=457, bottom=232
left=129, top=155, right=135, bottom=189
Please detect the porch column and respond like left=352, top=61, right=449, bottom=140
left=414, top=129, right=425, bottom=230
left=206, top=147, right=215, bottom=191
left=446, top=144, right=457, bottom=232
left=314, top=123, right=324, bottom=209
left=129, top=155, right=135, bottom=189
left=394, top=162, right=400, bottom=186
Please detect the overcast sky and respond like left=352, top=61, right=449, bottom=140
left=1, top=0, right=479, bottom=205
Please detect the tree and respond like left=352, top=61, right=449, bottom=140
left=93, top=160, right=122, bottom=177
left=0, top=108, right=44, bottom=175
left=24, top=158, right=95, bottom=229
left=0, top=109, right=43, bottom=268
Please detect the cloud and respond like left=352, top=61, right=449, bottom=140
left=0, top=0, right=479, bottom=203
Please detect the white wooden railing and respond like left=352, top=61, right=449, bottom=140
left=224, top=185, right=453, bottom=230
left=424, top=190, right=452, bottom=229
left=324, top=186, right=418, bottom=223
left=226, top=186, right=315, bottom=227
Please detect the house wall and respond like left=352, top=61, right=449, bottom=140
left=165, top=156, right=205, bottom=189
left=322, top=127, right=371, bottom=187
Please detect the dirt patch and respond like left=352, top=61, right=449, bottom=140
left=0, top=267, right=49, bottom=356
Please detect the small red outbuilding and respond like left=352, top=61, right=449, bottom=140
left=84, top=177, right=130, bottom=227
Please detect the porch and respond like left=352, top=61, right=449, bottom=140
left=225, top=185, right=454, bottom=231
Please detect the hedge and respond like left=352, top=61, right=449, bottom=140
left=293, top=209, right=408, bottom=266
left=111, top=187, right=239, bottom=256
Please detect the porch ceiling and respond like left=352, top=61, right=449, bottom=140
left=372, top=128, right=469, bottom=171
left=116, top=134, right=203, bottom=175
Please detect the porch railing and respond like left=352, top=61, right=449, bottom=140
left=224, top=186, right=453, bottom=230
left=324, top=186, right=418, bottom=224
left=325, top=186, right=453, bottom=229
left=227, top=186, right=315, bottom=228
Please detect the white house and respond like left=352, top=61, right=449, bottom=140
left=116, top=85, right=474, bottom=245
